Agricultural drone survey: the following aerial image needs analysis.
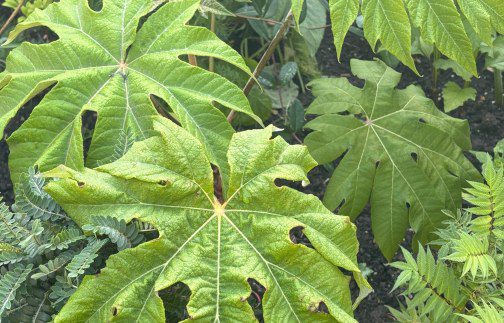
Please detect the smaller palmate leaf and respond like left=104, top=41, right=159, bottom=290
left=442, top=82, right=476, bottom=113
left=2, top=0, right=259, bottom=191
left=305, top=59, right=479, bottom=260
left=46, top=117, right=364, bottom=322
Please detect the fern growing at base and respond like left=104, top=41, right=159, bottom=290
left=0, top=168, right=146, bottom=321
left=389, top=155, right=504, bottom=322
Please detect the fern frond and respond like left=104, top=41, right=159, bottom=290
left=82, top=216, right=143, bottom=250
left=50, top=228, right=86, bottom=250
left=135, top=220, right=157, bottom=233
left=386, top=297, right=430, bottom=323
left=391, top=247, right=467, bottom=322
left=0, top=243, right=26, bottom=266
left=0, top=201, right=29, bottom=244
left=13, top=168, right=68, bottom=222
left=443, top=232, right=498, bottom=280
left=18, top=220, right=50, bottom=258
left=65, top=238, right=108, bottom=278
left=458, top=301, right=504, bottom=323
left=3, top=287, right=52, bottom=323
left=463, top=157, right=504, bottom=239
left=31, top=252, right=74, bottom=281
left=0, top=264, right=33, bottom=317
left=49, top=275, right=76, bottom=308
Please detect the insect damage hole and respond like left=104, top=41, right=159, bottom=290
left=289, top=226, right=314, bottom=249
left=81, top=110, right=97, bottom=162
left=247, top=278, right=265, bottom=322
left=410, top=152, right=418, bottom=163
left=308, top=301, right=329, bottom=314
left=158, top=282, right=191, bottom=322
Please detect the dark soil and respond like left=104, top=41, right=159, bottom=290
left=1, top=18, right=503, bottom=323
left=304, top=28, right=504, bottom=322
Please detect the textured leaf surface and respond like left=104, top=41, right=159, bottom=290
left=305, top=60, right=479, bottom=259
left=457, top=0, right=504, bottom=45
left=362, top=0, right=417, bottom=73
left=46, top=117, right=363, bottom=322
left=329, top=0, right=359, bottom=60
left=442, top=82, right=476, bottom=113
left=2, top=0, right=258, bottom=188
left=328, top=0, right=504, bottom=74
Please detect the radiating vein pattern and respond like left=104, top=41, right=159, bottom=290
left=45, top=117, right=363, bottom=322
left=1, top=0, right=259, bottom=189
left=305, top=59, right=479, bottom=260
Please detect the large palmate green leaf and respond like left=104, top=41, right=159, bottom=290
left=329, top=0, right=504, bottom=75
left=304, top=60, right=479, bottom=260
left=1, top=0, right=259, bottom=189
left=45, top=117, right=365, bottom=322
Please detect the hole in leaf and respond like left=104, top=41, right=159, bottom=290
left=77, top=181, right=85, bottom=188
left=309, top=301, right=329, bottom=314
left=112, top=306, right=118, bottom=316
left=24, top=27, right=59, bottom=44
left=159, top=282, right=191, bottom=322
left=150, top=95, right=179, bottom=125
left=0, top=85, right=55, bottom=204
left=375, top=160, right=380, bottom=168
left=289, top=226, right=313, bottom=249
left=158, top=179, right=170, bottom=187
left=419, top=118, right=426, bottom=124
left=411, top=152, right=418, bottom=163
left=81, top=110, right=97, bottom=162
left=132, top=219, right=159, bottom=240
left=247, top=278, right=265, bottom=322
left=88, top=0, right=103, bottom=11
left=213, top=165, right=224, bottom=204
left=274, top=178, right=297, bottom=188
left=406, top=202, right=411, bottom=209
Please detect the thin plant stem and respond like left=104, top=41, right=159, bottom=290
left=432, top=47, right=440, bottom=93
left=227, top=10, right=294, bottom=123
left=0, top=0, right=24, bottom=36
left=495, top=69, right=503, bottom=108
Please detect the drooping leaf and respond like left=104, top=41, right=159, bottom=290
left=305, top=59, right=479, bottom=259
left=362, top=0, right=417, bottom=74
left=329, top=0, right=359, bottom=61
left=442, top=82, right=476, bottom=113
left=2, top=0, right=259, bottom=190
left=434, top=59, right=474, bottom=82
left=328, top=0, right=504, bottom=75
left=456, top=0, right=504, bottom=45
left=46, top=117, right=365, bottom=322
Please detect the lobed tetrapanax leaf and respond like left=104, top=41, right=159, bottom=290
left=305, top=59, right=480, bottom=260
left=45, top=116, right=365, bottom=322
left=1, top=0, right=259, bottom=190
